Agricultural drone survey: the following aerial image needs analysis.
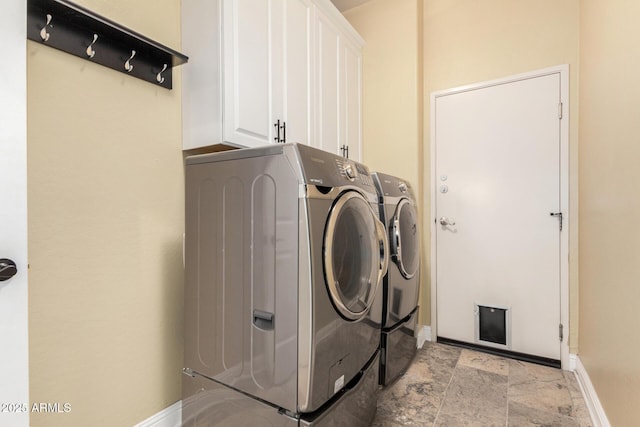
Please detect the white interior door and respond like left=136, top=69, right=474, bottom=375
left=0, top=0, right=29, bottom=425
left=433, top=71, right=565, bottom=361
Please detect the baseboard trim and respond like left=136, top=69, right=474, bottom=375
left=574, top=356, right=611, bottom=427
left=568, top=353, right=577, bottom=371
left=415, top=325, right=431, bottom=349
left=134, top=400, right=182, bottom=427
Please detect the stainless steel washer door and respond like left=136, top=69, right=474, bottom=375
left=391, top=198, right=420, bottom=279
left=324, top=191, right=388, bottom=321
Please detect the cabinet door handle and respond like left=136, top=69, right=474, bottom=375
left=281, top=121, right=286, bottom=143
left=346, top=145, right=349, bottom=158
left=274, top=120, right=281, bottom=143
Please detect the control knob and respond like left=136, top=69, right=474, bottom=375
left=344, top=164, right=356, bottom=180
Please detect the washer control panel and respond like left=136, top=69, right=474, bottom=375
left=335, top=158, right=373, bottom=187
left=344, top=163, right=356, bottom=180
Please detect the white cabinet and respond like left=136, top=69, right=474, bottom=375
left=182, top=0, right=362, bottom=158
left=341, top=37, right=363, bottom=161
left=221, top=0, right=314, bottom=147
left=316, top=10, right=340, bottom=155
left=314, top=4, right=363, bottom=160
left=284, top=0, right=315, bottom=148
left=183, top=0, right=312, bottom=149
left=221, top=0, right=273, bottom=147
left=182, top=0, right=223, bottom=150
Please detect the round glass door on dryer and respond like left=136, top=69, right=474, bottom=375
left=391, top=197, right=420, bottom=280
left=324, top=190, right=387, bottom=321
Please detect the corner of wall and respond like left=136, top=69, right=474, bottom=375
left=415, top=324, right=432, bottom=349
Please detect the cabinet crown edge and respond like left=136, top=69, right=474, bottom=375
left=316, top=0, right=365, bottom=47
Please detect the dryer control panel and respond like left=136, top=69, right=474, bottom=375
left=372, top=171, right=416, bottom=199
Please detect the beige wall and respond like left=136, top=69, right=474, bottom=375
left=344, top=0, right=423, bottom=195
left=344, top=0, right=425, bottom=320
left=27, top=1, right=184, bottom=425
left=578, top=0, right=640, bottom=424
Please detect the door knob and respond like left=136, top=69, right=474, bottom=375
left=439, top=217, right=456, bottom=226
left=0, top=259, right=17, bottom=281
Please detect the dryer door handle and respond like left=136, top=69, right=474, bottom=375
left=375, top=215, right=389, bottom=288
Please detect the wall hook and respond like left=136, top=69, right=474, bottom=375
left=40, top=14, right=52, bottom=42
left=156, top=64, right=167, bottom=84
left=124, top=50, right=136, bottom=73
left=86, top=34, right=98, bottom=58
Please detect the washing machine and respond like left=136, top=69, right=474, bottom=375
left=183, top=143, right=388, bottom=426
left=372, top=172, right=421, bottom=386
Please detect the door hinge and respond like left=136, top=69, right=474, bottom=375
left=558, top=102, right=563, bottom=120
left=550, top=212, right=563, bottom=231
left=559, top=323, right=564, bottom=342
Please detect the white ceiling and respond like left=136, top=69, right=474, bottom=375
left=330, top=0, right=372, bottom=12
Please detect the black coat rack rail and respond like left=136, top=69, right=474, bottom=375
left=27, top=0, right=188, bottom=89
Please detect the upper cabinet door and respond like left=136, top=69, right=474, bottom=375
left=215, top=0, right=313, bottom=148
left=314, top=2, right=363, bottom=161
left=315, top=9, right=341, bottom=156
left=182, top=0, right=362, bottom=152
left=282, top=0, right=314, bottom=146
left=223, top=0, right=278, bottom=147
left=341, top=38, right=362, bottom=162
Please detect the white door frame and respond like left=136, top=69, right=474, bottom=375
left=0, top=0, right=29, bottom=425
left=429, top=65, right=570, bottom=369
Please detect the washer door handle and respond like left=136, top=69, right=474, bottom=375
left=253, top=309, right=274, bottom=331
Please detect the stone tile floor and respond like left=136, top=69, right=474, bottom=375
left=373, top=342, right=593, bottom=426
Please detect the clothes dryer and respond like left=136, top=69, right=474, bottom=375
left=183, top=144, right=388, bottom=426
left=372, top=172, right=421, bottom=386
